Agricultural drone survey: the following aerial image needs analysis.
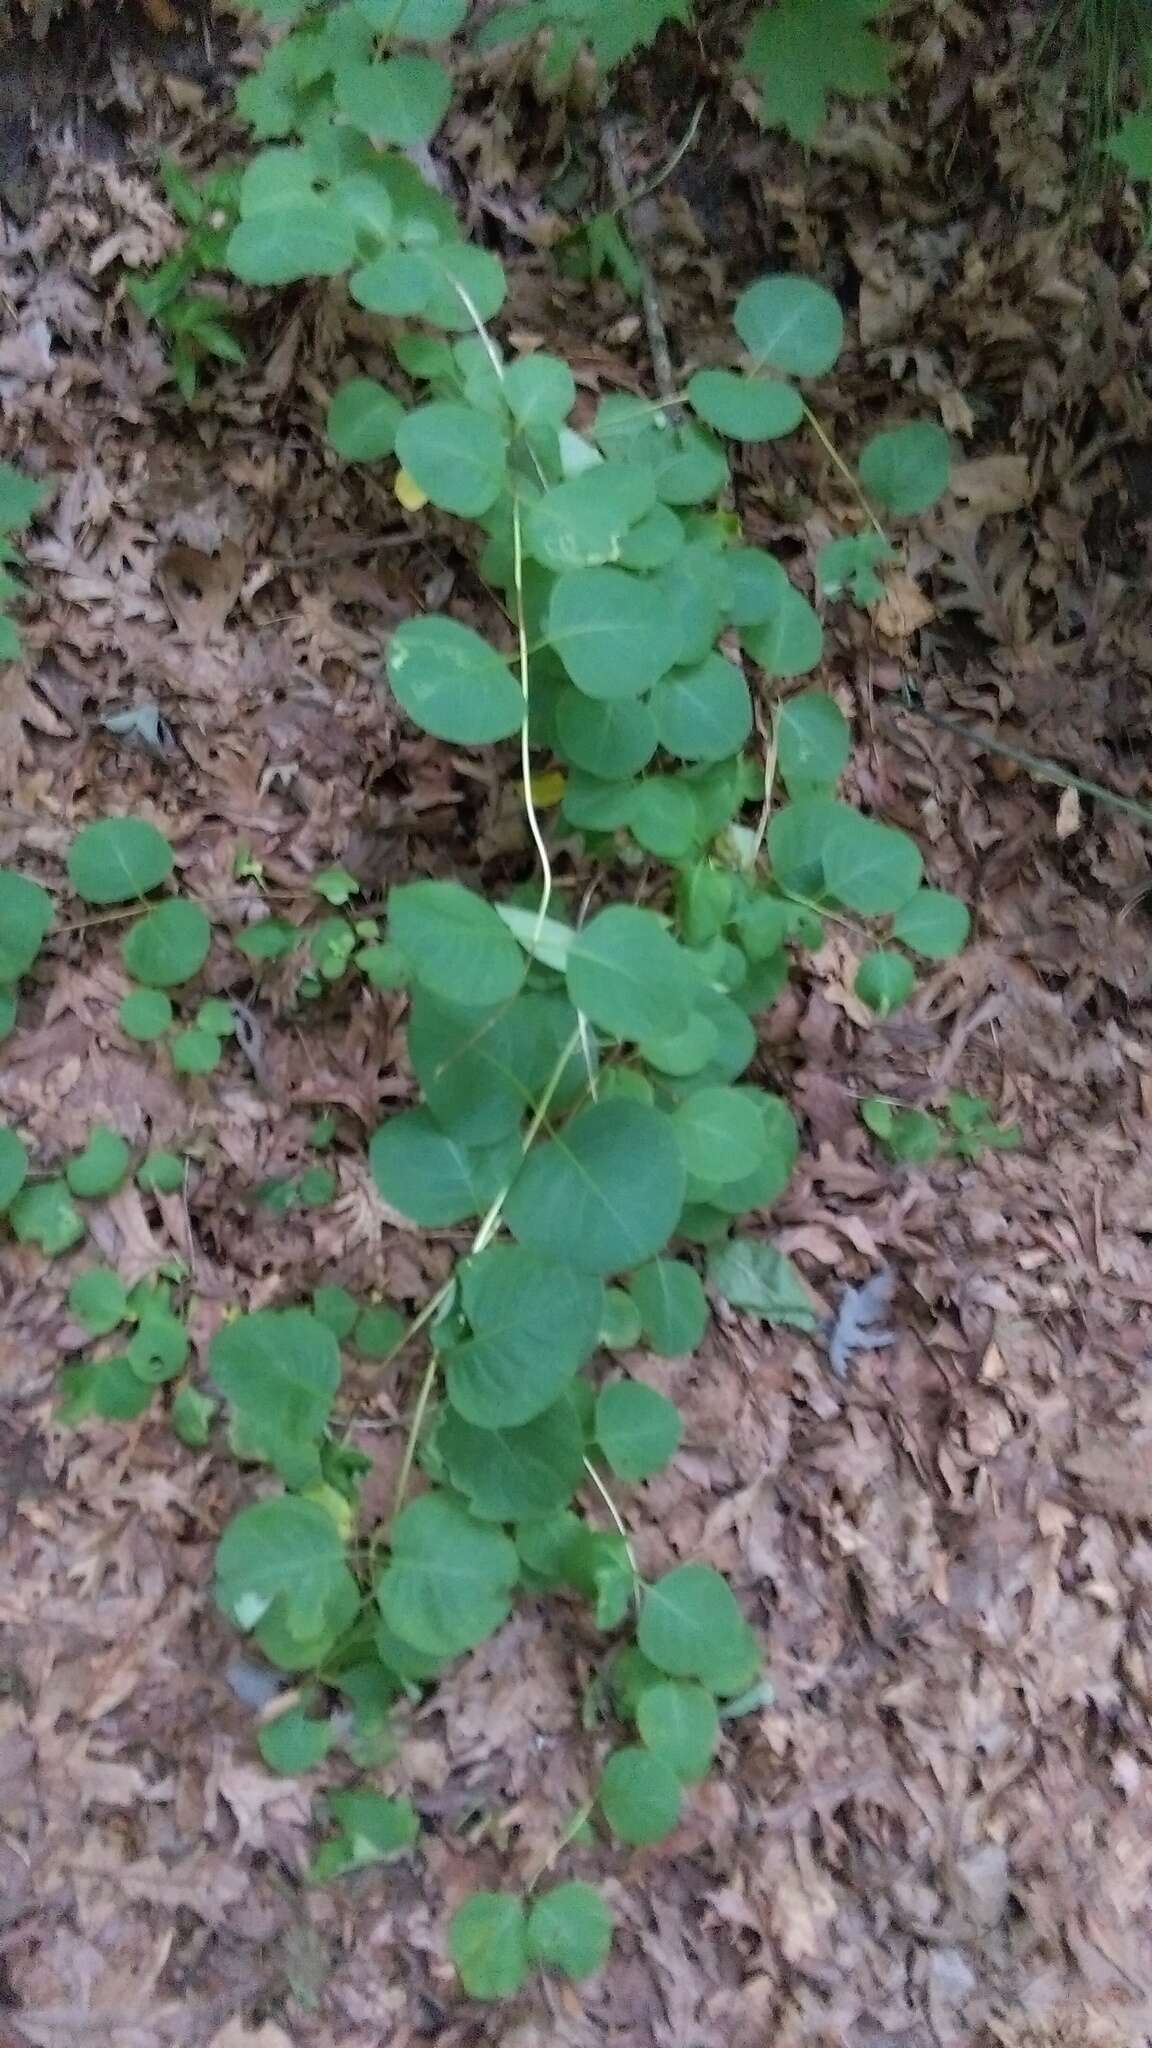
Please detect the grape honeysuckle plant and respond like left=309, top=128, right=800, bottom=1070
left=91, top=8, right=974, bottom=1997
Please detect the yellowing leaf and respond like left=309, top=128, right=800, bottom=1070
left=395, top=466, right=429, bottom=511
left=529, top=769, right=567, bottom=807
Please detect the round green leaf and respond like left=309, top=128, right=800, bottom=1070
left=0, top=1125, right=29, bottom=1213
left=858, top=420, right=951, bottom=517
left=767, top=795, right=852, bottom=897
left=561, top=772, right=636, bottom=832
left=672, top=1085, right=765, bottom=1184
left=776, top=692, right=850, bottom=791
left=546, top=566, right=684, bottom=699
left=66, top=1126, right=130, bottom=1199
left=639, top=1012, right=718, bottom=1078
left=504, top=1100, right=686, bottom=1275
left=445, top=1244, right=602, bottom=1427
left=352, top=1303, right=406, bottom=1357
left=68, top=1267, right=129, bottom=1336
left=209, top=1308, right=341, bottom=1450
left=0, top=869, right=53, bottom=980
left=196, top=998, right=236, bottom=1035
left=67, top=818, right=173, bottom=906
left=376, top=1491, right=518, bottom=1658
left=527, top=1882, right=612, bottom=1980
left=855, top=948, right=916, bottom=1016
left=118, top=988, right=173, bottom=1041
left=595, top=1380, right=681, bottom=1481
left=687, top=369, right=803, bottom=440
left=326, top=377, right=404, bottom=461
left=627, top=1258, right=708, bottom=1355
left=387, top=615, right=522, bottom=744
left=226, top=203, right=356, bottom=283
left=171, top=1028, right=221, bottom=1074
left=600, top=1286, right=643, bottom=1348
left=349, top=247, right=436, bottom=316
left=136, top=1150, right=185, bottom=1195
left=653, top=652, right=752, bottom=763
left=389, top=879, right=524, bottom=1008
left=524, top=465, right=656, bottom=572
left=725, top=547, right=791, bottom=626
left=369, top=1110, right=517, bottom=1226
left=638, top=1563, right=752, bottom=1683
left=121, top=900, right=211, bottom=988
left=10, top=1178, right=84, bottom=1253
left=311, top=1285, right=359, bottom=1341
left=249, top=1566, right=359, bottom=1675
left=402, top=241, right=507, bottom=331
left=503, top=353, right=576, bottom=428
left=170, top=1383, right=217, bottom=1448
left=216, top=1495, right=348, bottom=1639
left=743, top=584, right=823, bottom=677
left=636, top=1680, right=719, bottom=1782
left=127, top=1313, right=189, bottom=1384
left=258, top=1706, right=332, bottom=1775
left=565, top=904, right=699, bottom=1043
left=619, top=502, right=686, bottom=571
left=440, top=1397, right=585, bottom=1520
left=822, top=813, right=923, bottom=915
left=627, top=779, right=701, bottom=859
left=336, top=53, right=451, bottom=144
left=393, top=401, right=507, bottom=517
left=449, top=1893, right=528, bottom=2001
left=555, top=690, right=658, bottom=779
left=598, top=1746, right=681, bottom=1845
left=891, top=888, right=970, bottom=959
left=733, top=274, right=844, bottom=377
left=69, top=1355, right=151, bottom=1421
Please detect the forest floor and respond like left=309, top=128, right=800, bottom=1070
left=3, top=4, right=1152, bottom=2046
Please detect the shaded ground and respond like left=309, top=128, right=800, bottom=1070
left=4, top=7, right=1152, bottom=2046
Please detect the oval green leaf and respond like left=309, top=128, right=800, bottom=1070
left=504, top=1100, right=686, bottom=1276
left=389, top=879, right=524, bottom=1008
left=546, top=566, right=684, bottom=699
left=444, top=1243, right=603, bottom=1428
left=733, top=274, right=844, bottom=377
left=67, top=818, right=173, bottom=906
left=393, top=401, right=507, bottom=517
left=121, top=899, right=211, bottom=988
left=687, top=369, right=803, bottom=441
left=594, top=1380, right=682, bottom=1482
left=387, top=615, right=522, bottom=744
left=858, top=420, right=951, bottom=518
left=598, top=1746, right=682, bottom=1845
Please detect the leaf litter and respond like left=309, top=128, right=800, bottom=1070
left=2, top=8, right=1152, bottom=2048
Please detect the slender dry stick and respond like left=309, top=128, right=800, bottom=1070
left=746, top=716, right=780, bottom=871
left=601, top=119, right=678, bottom=408
left=886, top=697, right=1152, bottom=830
left=801, top=401, right=890, bottom=545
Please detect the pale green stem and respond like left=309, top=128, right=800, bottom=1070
left=581, top=1455, right=641, bottom=1596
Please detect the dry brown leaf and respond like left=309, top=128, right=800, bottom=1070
left=157, top=539, right=245, bottom=638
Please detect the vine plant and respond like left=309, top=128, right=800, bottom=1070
left=0, top=0, right=978, bottom=2009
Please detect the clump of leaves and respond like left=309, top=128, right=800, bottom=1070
left=861, top=1091, right=1021, bottom=1164
left=125, top=162, right=245, bottom=398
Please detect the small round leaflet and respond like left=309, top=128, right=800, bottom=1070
left=565, top=904, right=699, bottom=1043
left=638, top=1563, right=751, bottom=1683
left=858, top=420, right=951, bottom=517
left=119, top=989, right=173, bottom=1041
left=891, top=889, right=970, bottom=959
left=121, top=900, right=211, bottom=987
left=326, top=377, right=403, bottom=460
left=637, top=1680, right=718, bottom=1782
left=687, top=369, right=803, bottom=440
left=449, top=1893, right=527, bottom=2001
left=855, top=949, right=915, bottom=1016
left=526, top=1882, right=612, bottom=1979
left=387, top=616, right=522, bottom=744
left=595, top=1380, right=682, bottom=1481
left=393, top=401, right=506, bottom=518
left=627, top=1258, right=708, bottom=1355
left=733, top=274, right=844, bottom=378
left=598, top=1746, right=682, bottom=1845
left=67, top=818, right=173, bottom=905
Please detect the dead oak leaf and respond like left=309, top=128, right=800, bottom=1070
left=157, top=540, right=245, bottom=638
